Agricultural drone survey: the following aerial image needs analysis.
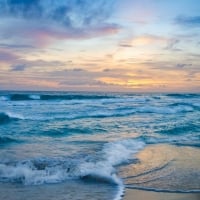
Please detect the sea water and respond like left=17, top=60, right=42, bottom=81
left=0, top=92, right=200, bottom=200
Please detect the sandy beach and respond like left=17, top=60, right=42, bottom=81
left=124, top=189, right=200, bottom=200
left=120, top=144, right=200, bottom=200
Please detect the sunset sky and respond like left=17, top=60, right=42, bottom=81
left=0, top=0, right=200, bottom=92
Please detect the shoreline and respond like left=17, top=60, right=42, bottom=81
left=120, top=144, right=200, bottom=200
left=124, top=188, right=200, bottom=200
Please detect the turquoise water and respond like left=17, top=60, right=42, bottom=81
left=0, top=92, right=200, bottom=199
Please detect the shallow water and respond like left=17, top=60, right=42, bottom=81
left=0, top=92, right=200, bottom=199
left=0, top=181, right=117, bottom=200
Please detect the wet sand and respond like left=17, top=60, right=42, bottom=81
left=121, top=144, right=200, bottom=200
left=124, top=189, right=200, bottom=200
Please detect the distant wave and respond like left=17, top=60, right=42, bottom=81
left=136, top=104, right=194, bottom=114
left=1, top=93, right=200, bottom=101
left=167, top=93, right=200, bottom=98
left=0, top=93, right=152, bottom=104
left=0, top=139, right=145, bottom=186
left=2, top=93, right=115, bottom=101
left=170, top=102, right=200, bottom=111
left=0, top=104, right=193, bottom=123
left=74, top=105, right=194, bottom=119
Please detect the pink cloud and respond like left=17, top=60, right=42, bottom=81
left=0, top=49, right=19, bottom=63
left=24, top=23, right=121, bottom=47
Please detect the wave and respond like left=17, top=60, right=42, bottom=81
left=3, top=104, right=193, bottom=123
left=169, top=102, right=200, bottom=110
left=75, top=105, right=194, bottom=119
left=2, top=93, right=200, bottom=102
left=29, top=95, right=41, bottom=100
left=158, top=123, right=200, bottom=135
left=0, top=102, right=194, bottom=124
left=41, top=126, right=107, bottom=137
left=0, top=139, right=145, bottom=186
left=167, top=93, right=200, bottom=98
left=134, top=135, right=200, bottom=148
left=0, top=112, right=24, bottom=124
left=125, top=185, right=200, bottom=193
left=0, top=113, right=12, bottom=124
left=136, top=105, right=194, bottom=114
left=0, top=136, right=18, bottom=145
left=5, top=93, right=115, bottom=101
left=124, top=161, right=173, bottom=182
left=0, top=96, right=9, bottom=101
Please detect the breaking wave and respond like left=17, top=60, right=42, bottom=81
left=0, top=112, right=24, bottom=124
left=0, top=139, right=145, bottom=186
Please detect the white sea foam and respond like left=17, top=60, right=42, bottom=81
left=193, top=102, right=200, bottom=107
left=103, top=139, right=145, bottom=165
left=29, top=95, right=41, bottom=100
left=0, top=163, right=67, bottom=185
left=114, top=184, right=125, bottom=200
left=137, top=105, right=193, bottom=114
left=6, top=111, right=25, bottom=120
left=100, top=97, right=149, bottom=104
left=0, top=96, right=9, bottom=101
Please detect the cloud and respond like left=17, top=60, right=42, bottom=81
left=1, top=0, right=114, bottom=26
left=33, top=22, right=119, bottom=40
left=103, top=68, right=111, bottom=72
left=10, top=64, right=27, bottom=71
left=119, top=44, right=133, bottom=48
left=71, top=68, right=86, bottom=72
left=174, top=63, right=193, bottom=69
left=48, top=67, right=154, bottom=90
left=0, top=49, right=19, bottom=63
left=0, top=43, right=35, bottom=49
left=175, top=16, right=200, bottom=27
left=165, top=39, right=181, bottom=51
left=26, top=60, right=66, bottom=68
left=9, top=59, right=66, bottom=71
left=0, top=0, right=120, bottom=47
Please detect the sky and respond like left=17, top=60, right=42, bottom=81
left=0, top=0, right=200, bottom=92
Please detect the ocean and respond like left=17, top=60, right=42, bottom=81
left=0, top=91, right=200, bottom=200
